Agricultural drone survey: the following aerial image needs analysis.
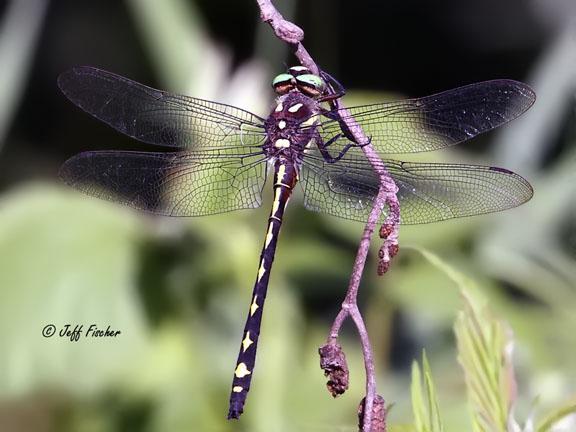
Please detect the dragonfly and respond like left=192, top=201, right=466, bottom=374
left=57, top=66, right=535, bottom=419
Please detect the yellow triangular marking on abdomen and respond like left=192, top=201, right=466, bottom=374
left=271, top=188, right=281, bottom=216
left=250, top=295, right=259, bottom=316
left=242, top=331, right=254, bottom=352
left=257, top=261, right=266, bottom=282
left=264, top=223, right=274, bottom=248
left=235, top=362, right=251, bottom=378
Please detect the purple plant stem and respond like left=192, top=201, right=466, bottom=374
left=254, top=1, right=400, bottom=430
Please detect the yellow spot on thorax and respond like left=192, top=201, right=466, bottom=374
left=275, top=102, right=283, bottom=112
left=288, top=103, right=303, bottom=113
left=301, top=114, right=318, bottom=127
left=234, top=363, right=251, bottom=378
left=274, top=138, right=290, bottom=149
left=278, top=120, right=286, bottom=129
left=303, top=138, right=315, bottom=154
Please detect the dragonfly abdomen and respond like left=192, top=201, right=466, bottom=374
left=228, top=159, right=297, bottom=419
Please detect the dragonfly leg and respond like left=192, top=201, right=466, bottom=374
left=318, top=70, right=374, bottom=148
left=319, top=108, right=355, bottom=142
left=317, top=92, right=345, bottom=104
left=316, top=133, right=357, bottom=163
left=324, top=133, right=342, bottom=148
left=318, top=70, right=346, bottom=102
left=357, top=135, right=373, bottom=148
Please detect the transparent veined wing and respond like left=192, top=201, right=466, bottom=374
left=57, top=67, right=267, bottom=153
left=317, top=80, right=535, bottom=154
left=60, top=150, right=268, bottom=217
left=300, top=148, right=533, bottom=224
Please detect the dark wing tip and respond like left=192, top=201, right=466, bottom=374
left=58, top=151, right=91, bottom=188
left=491, top=79, right=537, bottom=114
left=57, top=66, right=124, bottom=99
left=509, top=79, right=536, bottom=104
left=57, top=66, right=93, bottom=92
left=449, top=78, right=536, bottom=116
left=58, top=151, right=165, bottom=213
left=57, top=66, right=97, bottom=110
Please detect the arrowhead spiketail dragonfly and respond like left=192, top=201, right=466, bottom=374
left=57, top=66, right=535, bottom=418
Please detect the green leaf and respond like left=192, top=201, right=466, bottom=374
left=412, top=358, right=426, bottom=431
left=537, top=399, right=576, bottom=432
left=411, top=350, right=444, bottom=432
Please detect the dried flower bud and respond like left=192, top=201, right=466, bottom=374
left=377, top=260, right=390, bottom=276
left=319, top=343, right=349, bottom=397
left=379, top=223, right=393, bottom=239
left=358, top=395, right=386, bottom=432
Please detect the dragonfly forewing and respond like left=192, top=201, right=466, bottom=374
left=316, top=80, right=536, bottom=155
left=58, top=67, right=267, bottom=152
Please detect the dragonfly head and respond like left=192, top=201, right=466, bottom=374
left=272, top=66, right=326, bottom=98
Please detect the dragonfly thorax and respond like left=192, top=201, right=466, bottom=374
left=264, top=92, right=319, bottom=160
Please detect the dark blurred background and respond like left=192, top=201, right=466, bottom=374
left=1, top=1, right=575, bottom=431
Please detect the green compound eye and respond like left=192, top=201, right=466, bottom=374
left=295, top=74, right=325, bottom=91
left=272, top=73, right=293, bottom=87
